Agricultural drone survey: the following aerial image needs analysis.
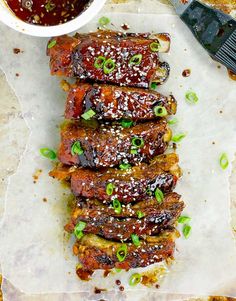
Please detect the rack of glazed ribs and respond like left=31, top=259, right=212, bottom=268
left=47, top=30, right=185, bottom=281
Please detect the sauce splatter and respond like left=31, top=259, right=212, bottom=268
left=119, top=286, right=124, bottom=291
left=115, top=279, right=121, bottom=286
left=182, top=69, right=191, bottom=77
left=4, top=0, right=92, bottom=26
left=94, top=287, right=107, bottom=294
left=33, top=169, right=42, bottom=183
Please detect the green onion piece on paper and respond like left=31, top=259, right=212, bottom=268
left=131, top=234, right=140, bottom=247
left=129, top=273, right=142, bottom=286
left=106, top=183, right=115, bottom=196
left=183, top=224, right=191, bottom=239
left=47, top=40, right=57, bottom=49
left=219, top=153, right=229, bottom=170
left=103, top=58, right=116, bottom=74
left=113, top=199, right=122, bottom=214
left=178, top=216, right=191, bottom=224
left=99, top=16, right=110, bottom=26
left=131, top=137, right=144, bottom=148
left=185, top=91, right=199, bottom=104
left=40, top=148, right=57, bottom=160
left=81, top=109, right=96, bottom=120
left=116, top=244, right=128, bottom=262
left=71, top=141, right=84, bottom=156
left=94, top=56, right=106, bottom=69
left=150, top=41, right=160, bottom=52
left=172, top=133, right=186, bottom=143
left=129, top=54, right=143, bottom=65
left=168, top=118, right=178, bottom=125
left=154, top=106, right=167, bottom=117
left=154, top=188, right=164, bottom=204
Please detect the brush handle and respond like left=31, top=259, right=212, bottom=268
left=181, top=0, right=236, bottom=54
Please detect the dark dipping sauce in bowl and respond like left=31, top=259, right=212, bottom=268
left=4, top=0, right=92, bottom=26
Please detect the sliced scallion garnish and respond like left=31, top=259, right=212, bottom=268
left=130, top=149, right=138, bottom=155
left=150, top=82, right=157, bottom=90
left=104, top=58, right=116, bottom=74
left=81, top=109, right=96, bottom=120
left=94, top=56, right=106, bottom=69
left=129, top=273, right=142, bottom=286
left=71, top=141, right=83, bottom=156
left=178, top=216, right=191, bottom=224
left=131, top=137, right=144, bottom=148
left=219, top=153, right=229, bottom=170
left=154, top=188, right=164, bottom=204
left=119, top=163, right=131, bottom=170
left=106, top=183, right=115, bottom=196
left=137, top=211, right=145, bottom=219
left=74, top=221, right=86, bottom=240
left=154, top=106, right=167, bottom=117
left=185, top=91, right=198, bottom=104
left=168, top=118, right=178, bottom=125
left=47, top=40, right=57, bottom=49
left=98, top=16, right=110, bottom=26
left=150, top=41, right=160, bottom=52
left=40, top=148, right=57, bottom=160
left=131, top=234, right=140, bottom=247
left=172, top=133, right=186, bottom=143
left=146, top=188, right=152, bottom=196
left=183, top=224, right=191, bottom=239
left=116, top=244, right=128, bottom=262
left=113, top=199, right=122, bottom=214
left=129, top=54, right=142, bottom=66
left=120, top=119, right=133, bottom=128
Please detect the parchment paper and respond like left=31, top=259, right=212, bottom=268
left=0, top=12, right=236, bottom=298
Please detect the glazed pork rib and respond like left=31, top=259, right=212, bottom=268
left=70, top=153, right=181, bottom=203
left=65, top=192, right=184, bottom=241
left=47, top=30, right=170, bottom=88
left=64, top=82, right=177, bottom=121
left=58, top=120, right=171, bottom=168
left=74, top=230, right=179, bottom=279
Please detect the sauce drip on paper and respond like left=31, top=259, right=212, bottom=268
left=4, top=0, right=91, bottom=26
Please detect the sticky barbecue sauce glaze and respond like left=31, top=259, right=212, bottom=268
left=4, top=0, right=91, bottom=26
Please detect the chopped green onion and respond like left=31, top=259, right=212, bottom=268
left=150, top=41, right=160, bottom=52
left=129, top=273, right=142, bottom=286
left=155, top=188, right=164, bottom=204
left=131, top=137, right=144, bottom=148
left=106, top=183, right=115, bottom=196
left=103, top=58, right=116, bottom=74
left=81, top=109, right=96, bottom=120
left=74, top=221, right=86, bottom=240
left=113, top=199, right=122, bottom=214
left=150, top=82, right=157, bottom=90
left=94, top=56, right=106, bottom=69
left=120, top=119, right=133, bottom=128
left=40, top=148, right=57, bottom=160
left=183, top=224, right=191, bottom=239
left=115, top=268, right=122, bottom=273
left=168, top=118, right=178, bottom=125
left=71, top=141, right=84, bottom=156
left=130, top=149, right=138, bottom=155
left=219, top=153, right=229, bottom=170
left=116, top=244, right=128, bottom=262
left=146, top=188, right=152, bottom=196
left=178, top=216, right=191, bottom=224
left=98, top=16, right=110, bottom=26
left=172, top=133, right=186, bottom=143
left=131, top=234, right=140, bottom=247
left=129, top=54, right=142, bottom=65
left=47, top=40, right=57, bottom=49
left=185, top=91, right=199, bottom=104
left=45, top=0, right=56, bottom=12
left=154, top=106, right=167, bottom=117
left=137, top=211, right=145, bottom=219
left=119, top=163, right=131, bottom=170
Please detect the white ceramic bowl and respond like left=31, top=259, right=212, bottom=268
left=0, top=0, right=107, bottom=37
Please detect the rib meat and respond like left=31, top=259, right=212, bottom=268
left=65, top=192, right=184, bottom=241
left=47, top=30, right=170, bottom=88
left=58, top=120, right=171, bottom=168
left=69, top=153, right=181, bottom=203
left=73, top=230, right=179, bottom=280
left=65, top=82, right=177, bottom=121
